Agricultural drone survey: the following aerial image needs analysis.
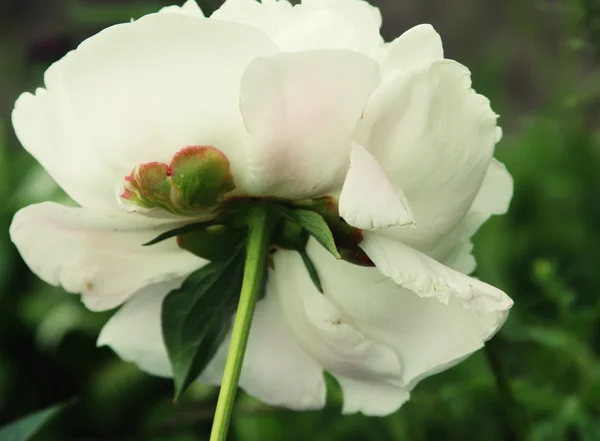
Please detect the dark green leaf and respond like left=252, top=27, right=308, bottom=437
left=324, top=371, right=343, bottom=413
left=287, top=209, right=341, bottom=259
left=162, top=246, right=245, bottom=400
left=143, top=221, right=213, bottom=246
left=0, top=401, right=71, bottom=441
left=299, top=250, right=323, bottom=293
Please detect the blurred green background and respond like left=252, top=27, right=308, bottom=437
left=1, top=0, right=599, bottom=440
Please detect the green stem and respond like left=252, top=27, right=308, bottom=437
left=485, top=338, right=531, bottom=441
left=209, top=204, right=272, bottom=441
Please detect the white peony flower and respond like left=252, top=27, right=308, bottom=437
left=10, top=0, right=513, bottom=416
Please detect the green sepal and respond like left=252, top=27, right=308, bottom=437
left=299, top=250, right=324, bottom=293
left=284, top=208, right=342, bottom=259
left=162, top=246, right=245, bottom=400
left=291, top=197, right=373, bottom=267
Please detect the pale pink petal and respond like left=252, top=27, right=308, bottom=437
left=239, top=50, right=380, bottom=198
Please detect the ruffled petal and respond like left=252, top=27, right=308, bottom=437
left=304, top=239, right=508, bottom=388
left=10, top=202, right=203, bottom=311
left=239, top=50, right=380, bottom=198
left=359, top=232, right=512, bottom=319
left=12, top=13, right=277, bottom=209
left=272, top=247, right=407, bottom=416
left=339, top=142, right=415, bottom=230
left=381, top=24, right=443, bottom=74
left=357, top=60, right=499, bottom=254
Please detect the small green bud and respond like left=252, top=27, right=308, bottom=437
left=170, top=146, right=235, bottom=212
left=121, top=162, right=172, bottom=211
left=120, top=146, right=236, bottom=215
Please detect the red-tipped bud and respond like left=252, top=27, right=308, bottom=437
left=120, top=146, right=235, bottom=215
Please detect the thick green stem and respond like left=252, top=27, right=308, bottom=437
left=209, top=205, right=272, bottom=441
left=485, top=338, right=531, bottom=441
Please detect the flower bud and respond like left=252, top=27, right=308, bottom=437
left=170, top=146, right=235, bottom=212
left=120, top=146, right=235, bottom=215
left=121, top=162, right=172, bottom=211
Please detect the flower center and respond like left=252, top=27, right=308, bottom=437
left=127, top=146, right=373, bottom=268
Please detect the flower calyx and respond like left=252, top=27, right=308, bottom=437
left=287, top=197, right=374, bottom=267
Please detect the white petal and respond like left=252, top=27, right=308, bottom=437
left=277, top=0, right=383, bottom=55
left=98, top=278, right=183, bottom=377
left=339, top=142, right=415, bottom=230
left=358, top=60, right=499, bottom=253
left=201, top=277, right=327, bottom=410
left=305, top=239, right=506, bottom=388
left=239, top=50, right=380, bottom=198
left=471, top=158, right=513, bottom=215
left=211, top=0, right=293, bottom=35
left=12, top=13, right=277, bottom=209
left=272, top=248, right=407, bottom=416
left=335, top=376, right=409, bottom=415
left=99, top=273, right=327, bottom=410
left=359, top=232, right=512, bottom=318
left=213, top=0, right=382, bottom=55
left=381, top=24, right=443, bottom=74
left=159, top=0, right=204, bottom=16
left=10, top=202, right=203, bottom=310
left=426, top=158, right=513, bottom=273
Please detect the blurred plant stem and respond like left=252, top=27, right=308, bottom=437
left=485, top=338, right=531, bottom=441
left=209, top=205, right=272, bottom=441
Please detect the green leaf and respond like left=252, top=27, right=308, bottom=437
left=299, top=250, right=324, bottom=293
left=0, top=401, right=71, bottom=441
left=143, top=221, right=212, bottom=246
left=287, top=209, right=341, bottom=259
left=162, top=246, right=246, bottom=400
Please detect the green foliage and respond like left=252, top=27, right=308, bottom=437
left=571, top=0, right=600, bottom=56
left=162, top=246, right=245, bottom=400
left=0, top=402, right=70, bottom=441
